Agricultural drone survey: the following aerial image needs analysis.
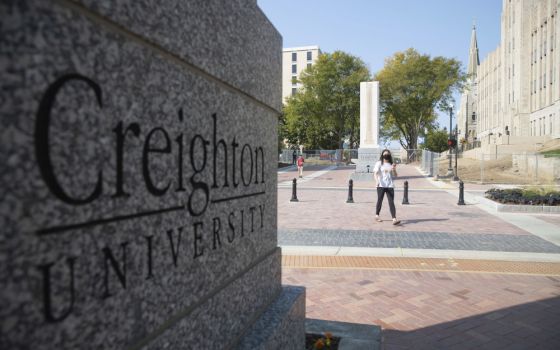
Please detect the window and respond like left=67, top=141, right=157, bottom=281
left=291, top=76, right=297, bottom=85
left=307, top=51, right=312, bottom=61
left=292, top=64, right=297, bottom=74
left=307, top=63, right=312, bottom=69
left=291, top=88, right=297, bottom=96
left=534, top=49, right=537, bottom=63
left=292, top=52, right=297, bottom=62
left=533, top=79, right=537, bottom=94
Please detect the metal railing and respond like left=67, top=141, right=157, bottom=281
left=279, top=149, right=358, bottom=165
left=431, top=151, right=560, bottom=185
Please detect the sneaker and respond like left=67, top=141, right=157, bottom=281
left=392, top=220, right=401, bottom=226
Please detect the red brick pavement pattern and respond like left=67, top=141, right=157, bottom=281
left=278, top=187, right=530, bottom=235
left=283, top=267, right=560, bottom=349
left=278, top=164, right=533, bottom=234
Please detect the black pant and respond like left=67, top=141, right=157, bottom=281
left=376, top=187, right=396, bottom=218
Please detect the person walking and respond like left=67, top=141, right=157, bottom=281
left=374, top=149, right=401, bottom=225
left=292, top=150, right=297, bottom=165
left=297, top=154, right=304, bottom=178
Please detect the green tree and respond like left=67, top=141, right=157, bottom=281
left=423, top=128, right=449, bottom=153
left=375, top=48, right=465, bottom=150
left=283, top=51, right=371, bottom=149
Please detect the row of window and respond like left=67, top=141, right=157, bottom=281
left=291, top=51, right=313, bottom=62
left=291, top=63, right=313, bottom=74
left=530, top=114, right=555, bottom=136
left=530, top=37, right=554, bottom=64
left=530, top=69, right=554, bottom=94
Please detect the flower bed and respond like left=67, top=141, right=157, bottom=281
left=305, top=332, right=340, bottom=349
left=485, top=188, right=560, bottom=206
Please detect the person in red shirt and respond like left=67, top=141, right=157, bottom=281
left=297, top=155, right=304, bottom=178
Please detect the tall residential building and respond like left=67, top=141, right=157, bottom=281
left=282, top=46, right=321, bottom=103
left=458, top=0, right=559, bottom=149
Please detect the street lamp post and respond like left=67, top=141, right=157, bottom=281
left=446, top=104, right=454, bottom=177
left=453, top=125, right=459, bottom=181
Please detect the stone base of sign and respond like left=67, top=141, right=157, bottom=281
left=236, top=286, right=306, bottom=350
left=355, top=147, right=381, bottom=173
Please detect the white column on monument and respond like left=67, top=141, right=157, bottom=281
left=359, top=81, right=379, bottom=148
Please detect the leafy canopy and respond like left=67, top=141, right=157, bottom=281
left=423, top=128, right=450, bottom=153
left=282, top=51, right=371, bottom=149
left=375, top=48, right=465, bottom=150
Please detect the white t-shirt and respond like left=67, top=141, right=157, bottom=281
left=373, top=160, right=395, bottom=188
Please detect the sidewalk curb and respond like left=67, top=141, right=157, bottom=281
left=280, top=245, right=560, bottom=262
left=478, top=196, right=560, bottom=213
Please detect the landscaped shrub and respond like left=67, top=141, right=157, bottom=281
left=485, top=188, right=560, bottom=206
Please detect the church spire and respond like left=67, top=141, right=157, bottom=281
left=467, top=23, right=479, bottom=78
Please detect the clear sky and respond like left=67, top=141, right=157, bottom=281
left=257, top=0, right=503, bottom=137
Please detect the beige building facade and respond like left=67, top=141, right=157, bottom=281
left=458, top=0, right=560, bottom=150
left=282, top=45, right=321, bottom=103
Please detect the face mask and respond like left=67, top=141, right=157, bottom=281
left=382, top=154, right=391, bottom=160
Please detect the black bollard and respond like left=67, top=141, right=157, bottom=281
left=346, top=179, right=354, bottom=203
left=290, top=178, right=299, bottom=202
left=402, top=180, right=410, bottom=204
left=458, top=181, right=465, bottom=205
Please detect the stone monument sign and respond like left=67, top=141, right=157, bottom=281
left=355, top=81, right=381, bottom=173
left=0, top=1, right=305, bottom=349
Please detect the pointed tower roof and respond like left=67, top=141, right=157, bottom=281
left=467, top=23, right=479, bottom=78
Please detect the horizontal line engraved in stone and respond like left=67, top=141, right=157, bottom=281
left=127, top=247, right=280, bottom=350
left=36, top=204, right=185, bottom=235
left=55, top=0, right=281, bottom=116
left=211, top=191, right=266, bottom=203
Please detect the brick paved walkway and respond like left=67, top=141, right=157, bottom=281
left=278, top=164, right=560, bottom=239
left=283, top=266, right=560, bottom=349
left=278, top=164, right=560, bottom=348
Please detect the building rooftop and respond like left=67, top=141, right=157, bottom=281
left=282, top=45, right=320, bottom=52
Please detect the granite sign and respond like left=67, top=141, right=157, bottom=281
left=0, top=1, right=304, bottom=349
